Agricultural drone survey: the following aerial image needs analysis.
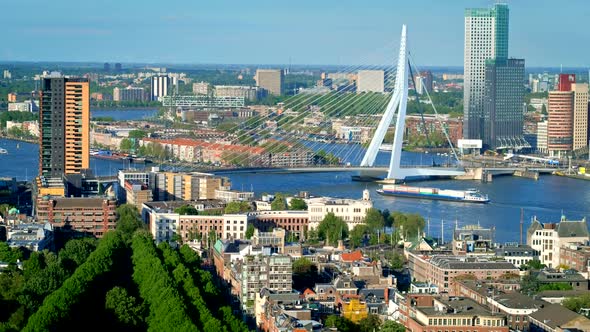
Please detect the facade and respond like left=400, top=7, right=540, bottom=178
left=113, top=86, right=146, bottom=102
left=250, top=210, right=309, bottom=240
left=150, top=171, right=231, bottom=201
left=39, top=76, right=89, bottom=178
left=464, top=3, right=509, bottom=140
left=8, top=100, right=38, bottom=112
left=571, top=83, right=589, bottom=150
left=251, top=228, right=286, bottom=253
left=405, top=114, right=463, bottom=146
left=407, top=251, right=519, bottom=295
left=192, top=81, right=209, bottom=95
left=527, top=216, right=590, bottom=268
left=35, top=197, right=117, bottom=237
left=237, top=255, right=292, bottom=313
left=215, top=85, right=258, bottom=101
left=307, top=190, right=373, bottom=231
left=7, top=92, right=17, bottom=102
left=356, top=70, right=385, bottom=93
left=399, top=294, right=509, bottom=332
left=254, top=69, right=283, bottom=96
left=559, top=243, right=590, bottom=274
left=494, top=245, right=539, bottom=268
left=536, top=120, right=548, bottom=153
left=547, top=90, right=574, bottom=156
left=452, top=225, right=494, bottom=255
left=483, top=58, right=526, bottom=149
left=124, top=180, right=152, bottom=211
left=150, top=75, right=169, bottom=101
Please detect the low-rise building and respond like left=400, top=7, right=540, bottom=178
left=252, top=228, right=286, bottom=254
left=559, top=242, right=590, bottom=274
left=124, top=180, right=152, bottom=211
left=35, top=197, right=117, bottom=237
left=528, top=303, right=590, bottom=332
left=215, top=189, right=254, bottom=202
left=495, top=244, right=539, bottom=268
left=399, top=294, right=509, bottom=332
left=452, top=224, right=494, bottom=255
left=6, top=222, right=54, bottom=251
left=527, top=216, right=590, bottom=268
left=407, top=251, right=520, bottom=295
left=307, top=189, right=372, bottom=231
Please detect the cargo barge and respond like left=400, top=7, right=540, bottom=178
left=377, top=184, right=489, bottom=203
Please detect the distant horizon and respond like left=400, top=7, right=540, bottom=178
left=3, top=0, right=589, bottom=67
left=0, top=60, right=588, bottom=74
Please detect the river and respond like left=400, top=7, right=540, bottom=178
left=1, top=107, right=589, bottom=243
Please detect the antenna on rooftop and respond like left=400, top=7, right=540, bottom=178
left=520, top=208, right=524, bottom=245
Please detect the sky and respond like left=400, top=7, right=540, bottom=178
left=2, top=0, right=589, bottom=67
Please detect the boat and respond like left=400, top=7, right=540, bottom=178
left=0, top=148, right=7, bottom=154
left=376, top=184, right=489, bottom=203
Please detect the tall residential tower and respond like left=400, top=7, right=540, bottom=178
left=39, top=75, right=90, bottom=178
left=463, top=3, right=509, bottom=142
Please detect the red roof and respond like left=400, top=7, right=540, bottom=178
left=341, top=250, right=363, bottom=262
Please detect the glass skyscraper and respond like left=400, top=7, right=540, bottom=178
left=463, top=3, right=510, bottom=142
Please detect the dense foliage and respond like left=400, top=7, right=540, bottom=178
left=0, top=229, right=248, bottom=331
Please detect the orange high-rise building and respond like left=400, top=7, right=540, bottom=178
left=547, top=90, right=574, bottom=157
left=39, top=76, right=90, bottom=177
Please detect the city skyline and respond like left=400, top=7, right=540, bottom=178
left=2, top=0, right=589, bottom=67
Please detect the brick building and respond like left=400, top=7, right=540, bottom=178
left=407, top=251, right=519, bottom=295
left=36, top=197, right=117, bottom=237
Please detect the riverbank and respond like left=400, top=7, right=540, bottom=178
left=0, top=135, right=37, bottom=144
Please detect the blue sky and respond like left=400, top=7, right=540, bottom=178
left=2, top=0, right=589, bottom=67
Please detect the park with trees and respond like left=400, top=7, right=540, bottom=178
left=0, top=205, right=248, bottom=331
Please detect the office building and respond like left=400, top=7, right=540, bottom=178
left=36, top=197, right=117, bottom=238
left=547, top=90, right=574, bottom=157
left=356, top=70, right=385, bottom=93
left=150, top=75, right=169, bottom=101
left=571, top=83, right=589, bottom=150
left=483, top=58, right=526, bottom=149
left=8, top=100, right=39, bottom=112
left=124, top=180, right=152, bottom=211
left=254, top=69, right=283, bottom=96
left=114, top=63, right=122, bottom=72
left=113, top=86, right=146, bottom=102
left=3, top=70, right=11, bottom=79
left=414, top=70, right=433, bottom=94
left=103, top=63, right=110, bottom=72
left=39, top=76, right=90, bottom=178
left=214, top=85, right=258, bottom=101
left=464, top=3, right=509, bottom=140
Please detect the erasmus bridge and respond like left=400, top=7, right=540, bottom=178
left=201, top=25, right=466, bottom=182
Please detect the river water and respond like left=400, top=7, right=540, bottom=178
left=1, top=108, right=588, bottom=243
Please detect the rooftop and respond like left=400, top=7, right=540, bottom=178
left=51, top=197, right=112, bottom=209
left=529, top=303, right=588, bottom=329
left=429, top=255, right=518, bottom=270
left=419, top=297, right=493, bottom=317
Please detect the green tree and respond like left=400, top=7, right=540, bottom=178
left=245, top=224, right=255, bottom=240
left=364, top=208, right=385, bottom=233
left=325, top=315, right=357, bottom=332
left=380, top=320, right=406, bottom=332
left=392, top=212, right=425, bottom=241
left=105, top=286, right=145, bottom=327
left=521, top=259, right=545, bottom=270
left=359, top=314, right=382, bottom=332
left=119, top=138, right=133, bottom=152
left=292, top=257, right=320, bottom=291
left=520, top=274, right=540, bottom=295
left=563, top=293, right=590, bottom=314
left=116, top=204, right=144, bottom=236
left=289, top=198, right=307, bottom=210
left=387, top=252, right=405, bottom=270
left=0, top=242, right=22, bottom=264
left=59, top=238, right=97, bottom=269
left=224, top=201, right=250, bottom=214
left=175, top=205, right=199, bottom=216
left=350, top=224, right=368, bottom=249
left=317, top=212, right=348, bottom=246
left=128, top=130, right=147, bottom=139
left=271, top=193, right=287, bottom=211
